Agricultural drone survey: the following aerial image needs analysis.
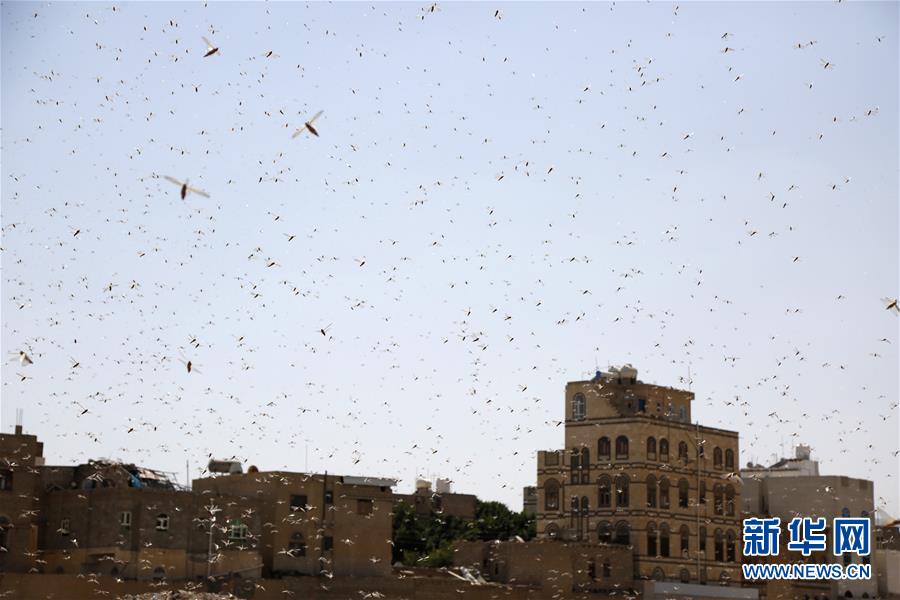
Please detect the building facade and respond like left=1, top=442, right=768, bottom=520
left=741, top=446, right=878, bottom=599
left=0, top=427, right=395, bottom=581
left=535, top=366, right=744, bottom=586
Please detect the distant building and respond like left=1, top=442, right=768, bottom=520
left=741, top=445, right=878, bottom=599
left=522, top=486, right=537, bottom=516
left=535, top=366, right=747, bottom=591
left=393, top=478, right=477, bottom=520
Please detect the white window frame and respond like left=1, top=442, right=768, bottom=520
left=155, top=514, right=169, bottom=531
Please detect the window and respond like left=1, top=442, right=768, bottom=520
left=156, top=514, right=169, bottom=531
left=290, top=494, right=308, bottom=512
left=324, top=491, right=334, bottom=505
left=60, top=518, right=71, bottom=536
left=680, top=525, right=690, bottom=557
left=229, top=520, right=249, bottom=540
left=323, top=535, right=333, bottom=551
left=646, top=475, right=657, bottom=508
left=647, top=437, right=657, bottom=460
left=699, top=526, right=707, bottom=554
left=726, top=530, right=736, bottom=562
left=725, top=485, right=735, bottom=516
left=680, top=569, right=690, bottom=583
left=713, top=447, right=723, bottom=469
left=598, top=476, right=611, bottom=508
left=713, top=485, right=724, bottom=516
left=597, top=521, right=611, bottom=543
left=679, top=407, right=686, bottom=422
left=659, top=439, right=669, bottom=462
left=678, top=479, right=689, bottom=508
left=615, top=436, right=629, bottom=460
left=659, top=477, right=670, bottom=509
left=678, top=442, right=689, bottom=463
left=699, top=480, right=706, bottom=504
left=587, top=560, right=596, bottom=580
left=613, top=521, right=630, bottom=545
left=615, top=474, right=629, bottom=507
left=602, top=560, right=611, bottom=578
left=598, top=437, right=611, bottom=460
left=546, top=523, right=560, bottom=539
left=545, top=479, right=560, bottom=510
left=725, top=449, right=734, bottom=470
left=0, top=516, right=10, bottom=550
left=638, top=398, right=646, bottom=412
left=0, top=470, right=12, bottom=491
left=570, top=449, right=584, bottom=482
left=572, top=393, right=586, bottom=420
left=660, top=523, right=670, bottom=557
left=357, top=499, right=374, bottom=515
left=570, top=496, right=579, bottom=527
left=714, top=529, right=724, bottom=562
left=580, top=448, right=590, bottom=483
left=119, top=511, right=132, bottom=529
left=647, top=522, right=657, bottom=556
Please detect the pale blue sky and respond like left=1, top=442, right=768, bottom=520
left=2, top=1, right=898, bottom=514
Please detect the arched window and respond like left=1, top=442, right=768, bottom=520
left=699, top=479, right=707, bottom=505
left=615, top=436, right=629, bottom=460
left=545, top=479, right=560, bottom=511
left=647, top=437, right=657, bottom=460
left=155, top=514, right=169, bottom=531
left=714, top=529, right=724, bottom=562
left=713, top=447, right=723, bottom=469
left=615, top=474, right=629, bottom=507
left=659, top=439, right=669, bottom=462
left=713, top=484, right=724, bottom=515
left=659, top=477, right=670, bottom=509
left=725, top=485, right=735, bottom=516
left=570, top=496, right=579, bottom=526
left=726, top=530, right=736, bottom=562
left=152, top=566, right=166, bottom=581
left=647, top=522, right=657, bottom=556
left=699, top=526, right=707, bottom=555
left=678, top=441, right=689, bottom=463
left=680, top=569, right=690, bottom=583
left=289, top=532, right=306, bottom=557
left=660, top=523, right=670, bottom=557
left=597, top=521, right=611, bottom=543
left=678, top=479, right=689, bottom=508
left=580, top=448, right=590, bottom=484
left=613, top=521, right=630, bottom=545
left=725, top=449, right=734, bottom=470
left=680, top=525, right=690, bottom=557
left=646, top=475, right=657, bottom=508
left=598, top=437, right=611, bottom=460
left=598, top=476, right=611, bottom=508
left=651, top=567, right=665, bottom=581
left=546, top=523, right=560, bottom=539
left=572, top=393, right=586, bottom=421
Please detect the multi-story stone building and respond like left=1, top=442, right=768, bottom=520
left=535, top=365, right=745, bottom=588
